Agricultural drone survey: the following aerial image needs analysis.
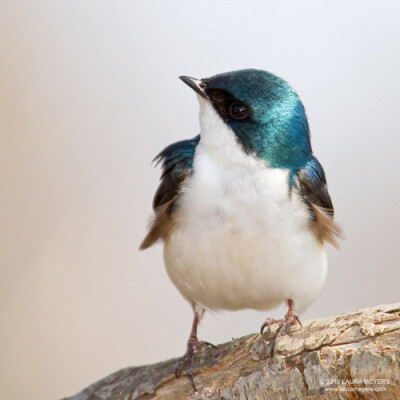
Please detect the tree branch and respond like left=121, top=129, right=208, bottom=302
left=64, top=303, right=400, bottom=399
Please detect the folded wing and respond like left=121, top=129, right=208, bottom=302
left=140, top=135, right=200, bottom=250
left=295, top=157, right=342, bottom=247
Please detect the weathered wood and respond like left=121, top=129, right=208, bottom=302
left=64, top=303, right=400, bottom=400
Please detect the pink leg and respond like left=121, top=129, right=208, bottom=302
left=260, top=299, right=302, bottom=355
left=174, top=303, right=215, bottom=390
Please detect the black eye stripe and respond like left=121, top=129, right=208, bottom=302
left=206, top=88, right=250, bottom=122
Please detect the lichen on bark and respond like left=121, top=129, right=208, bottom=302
left=63, top=303, right=400, bottom=400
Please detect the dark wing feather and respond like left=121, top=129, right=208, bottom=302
left=140, top=135, right=200, bottom=250
left=295, top=157, right=342, bottom=247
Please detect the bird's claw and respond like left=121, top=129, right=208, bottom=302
left=199, top=340, right=217, bottom=349
left=174, top=356, right=196, bottom=390
left=260, top=317, right=285, bottom=335
left=174, top=339, right=216, bottom=391
left=260, top=310, right=302, bottom=356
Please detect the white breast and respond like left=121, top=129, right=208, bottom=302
left=163, top=98, right=327, bottom=314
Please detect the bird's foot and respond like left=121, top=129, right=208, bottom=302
left=174, top=338, right=216, bottom=391
left=260, top=300, right=302, bottom=356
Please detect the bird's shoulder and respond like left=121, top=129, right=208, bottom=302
left=294, top=156, right=342, bottom=247
left=140, top=135, right=200, bottom=249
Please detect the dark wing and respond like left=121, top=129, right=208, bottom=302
left=295, top=156, right=342, bottom=247
left=140, top=135, right=200, bottom=250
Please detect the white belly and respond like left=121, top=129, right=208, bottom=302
left=163, top=144, right=327, bottom=314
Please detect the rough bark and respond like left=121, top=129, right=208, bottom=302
left=64, top=303, right=400, bottom=400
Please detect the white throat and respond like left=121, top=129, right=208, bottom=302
left=197, top=96, right=263, bottom=168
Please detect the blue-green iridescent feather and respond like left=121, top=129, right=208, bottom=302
left=205, top=69, right=312, bottom=170
left=140, top=135, right=199, bottom=250
left=152, top=135, right=200, bottom=211
left=204, top=69, right=337, bottom=228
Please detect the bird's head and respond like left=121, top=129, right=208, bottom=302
left=180, top=69, right=312, bottom=169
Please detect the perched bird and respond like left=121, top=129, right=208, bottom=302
left=140, top=69, right=341, bottom=390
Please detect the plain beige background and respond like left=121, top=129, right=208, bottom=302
left=1, top=1, right=400, bottom=399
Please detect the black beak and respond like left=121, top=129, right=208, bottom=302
left=179, top=76, right=209, bottom=99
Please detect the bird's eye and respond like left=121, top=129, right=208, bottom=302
left=229, top=102, right=249, bottom=120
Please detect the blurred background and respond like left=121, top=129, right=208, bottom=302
left=1, top=1, right=399, bottom=399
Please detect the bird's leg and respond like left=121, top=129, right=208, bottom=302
left=260, top=299, right=302, bottom=356
left=174, top=303, right=215, bottom=391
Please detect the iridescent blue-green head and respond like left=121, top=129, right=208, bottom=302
left=180, top=69, right=312, bottom=169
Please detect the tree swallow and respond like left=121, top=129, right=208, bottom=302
left=140, top=69, right=341, bottom=390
